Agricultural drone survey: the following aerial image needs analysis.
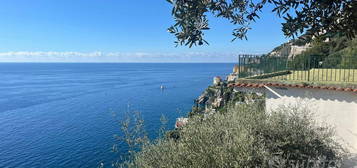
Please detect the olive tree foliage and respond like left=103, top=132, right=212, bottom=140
left=167, top=0, right=357, bottom=47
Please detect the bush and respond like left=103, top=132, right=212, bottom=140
left=118, top=104, right=344, bottom=168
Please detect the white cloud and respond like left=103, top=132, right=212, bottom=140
left=0, top=51, right=240, bottom=63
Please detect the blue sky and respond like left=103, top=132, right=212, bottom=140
left=0, top=0, right=290, bottom=62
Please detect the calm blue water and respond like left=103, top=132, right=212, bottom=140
left=0, top=63, right=233, bottom=168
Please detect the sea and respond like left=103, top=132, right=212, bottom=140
left=0, top=63, right=234, bottom=168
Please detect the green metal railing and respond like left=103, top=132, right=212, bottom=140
left=238, top=54, right=357, bottom=83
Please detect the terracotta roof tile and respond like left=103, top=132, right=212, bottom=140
left=320, top=86, right=327, bottom=89
left=229, top=82, right=356, bottom=93
left=258, top=84, right=265, bottom=88
left=344, top=88, right=353, bottom=92
left=278, top=83, right=285, bottom=87
left=252, top=84, right=260, bottom=88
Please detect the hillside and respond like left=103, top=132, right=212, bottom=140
left=268, top=34, right=357, bottom=64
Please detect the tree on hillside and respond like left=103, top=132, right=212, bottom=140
left=167, top=0, right=357, bottom=47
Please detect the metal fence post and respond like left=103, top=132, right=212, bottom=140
left=306, top=55, right=311, bottom=81
left=238, top=55, right=241, bottom=78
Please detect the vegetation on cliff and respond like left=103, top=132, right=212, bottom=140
left=188, top=84, right=264, bottom=117
left=291, top=35, right=357, bottom=69
left=118, top=102, right=344, bottom=168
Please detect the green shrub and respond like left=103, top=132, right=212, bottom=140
left=117, top=103, right=344, bottom=168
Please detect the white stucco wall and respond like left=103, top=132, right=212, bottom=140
left=234, top=86, right=357, bottom=154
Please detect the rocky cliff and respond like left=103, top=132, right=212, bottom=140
left=268, top=40, right=310, bottom=58
left=170, top=76, right=265, bottom=139
left=188, top=75, right=265, bottom=118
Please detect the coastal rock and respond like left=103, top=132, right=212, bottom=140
left=233, top=65, right=239, bottom=74
left=175, top=117, right=188, bottom=128
left=189, top=80, right=266, bottom=117
left=190, top=84, right=234, bottom=116
left=197, top=93, right=208, bottom=104
left=213, top=76, right=222, bottom=86
left=212, top=97, right=223, bottom=108
left=226, top=74, right=237, bottom=82
left=225, top=64, right=239, bottom=83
